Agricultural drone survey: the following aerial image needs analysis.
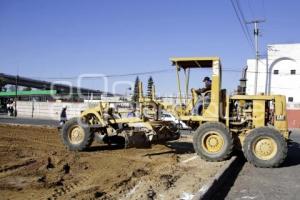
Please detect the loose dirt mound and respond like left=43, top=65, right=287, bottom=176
left=0, top=124, right=226, bottom=200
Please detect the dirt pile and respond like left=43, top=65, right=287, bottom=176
left=0, top=124, right=226, bottom=200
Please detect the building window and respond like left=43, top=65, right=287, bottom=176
left=291, top=69, right=296, bottom=75
left=273, top=70, right=279, bottom=74
left=288, top=97, right=294, bottom=102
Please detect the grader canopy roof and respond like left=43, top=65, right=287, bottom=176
left=170, top=57, right=220, bottom=69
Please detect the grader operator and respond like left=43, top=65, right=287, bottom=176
left=60, top=57, right=290, bottom=168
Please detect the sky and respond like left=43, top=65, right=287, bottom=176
left=0, top=0, right=300, bottom=96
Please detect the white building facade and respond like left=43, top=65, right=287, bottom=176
left=246, top=43, right=300, bottom=107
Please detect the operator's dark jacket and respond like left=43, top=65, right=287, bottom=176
left=195, top=82, right=211, bottom=95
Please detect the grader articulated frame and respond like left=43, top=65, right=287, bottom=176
left=60, top=83, right=180, bottom=151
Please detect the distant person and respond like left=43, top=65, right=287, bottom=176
left=12, top=100, right=16, bottom=116
left=191, top=77, right=212, bottom=115
left=60, top=105, right=67, bottom=126
left=7, top=99, right=14, bottom=116
left=6, top=102, right=12, bottom=116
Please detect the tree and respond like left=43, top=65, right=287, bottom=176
left=147, top=76, right=154, bottom=98
left=0, top=77, right=5, bottom=91
left=132, top=76, right=140, bottom=103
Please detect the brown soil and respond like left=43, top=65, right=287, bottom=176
left=0, top=124, right=226, bottom=200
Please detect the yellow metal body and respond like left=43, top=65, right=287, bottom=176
left=230, top=95, right=289, bottom=139
left=80, top=101, right=154, bottom=131
left=201, top=131, right=224, bottom=153
left=77, top=57, right=289, bottom=153
left=252, top=136, right=278, bottom=160
left=168, top=57, right=289, bottom=147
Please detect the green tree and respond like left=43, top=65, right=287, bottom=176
left=0, top=77, right=4, bottom=91
left=147, top=76, right=154, bottom=98
left=132, top=76, right=140, bottom=103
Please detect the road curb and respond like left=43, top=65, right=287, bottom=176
left=192, top=156, right=240, bottom=200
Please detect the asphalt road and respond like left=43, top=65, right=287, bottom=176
left=215, top=130, right=300, bottom=200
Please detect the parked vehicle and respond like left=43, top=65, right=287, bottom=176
left=161, top=111, right=190, bottom=129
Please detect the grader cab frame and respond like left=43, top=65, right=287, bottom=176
left=170, top=57, right=222, bottom=122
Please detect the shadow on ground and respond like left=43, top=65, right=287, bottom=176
left=143, top=141, right=195, bottom=157
left=210, top=153, right=246, bottom=200
left=166, top=141, right=195, bottom=154
left=282, top=141, right=300, bottom=167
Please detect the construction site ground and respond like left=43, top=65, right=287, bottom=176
left=0, top=124, right=227, bottom=200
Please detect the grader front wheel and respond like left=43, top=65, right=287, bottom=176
left=61, top=118, right=94, bottom=151
left=68, top=126, right=85, bottom=145
left=202, top=131, right=224, bottom=153
left=193, top=122, right=233, bottom=162
left=243, top=127, right=287, bottom=168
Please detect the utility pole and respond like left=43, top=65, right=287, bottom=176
left=247, top=20, right=265, bottom=95
left=15, top=75, right=19, bottom=117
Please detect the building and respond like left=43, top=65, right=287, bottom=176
left=246, top=43, right=300, bottom=105
left=0, top=73, right=108, bottom=101
left=246, top=43, right=300, bottom=127
left=0, top=73, right=119, bottom=118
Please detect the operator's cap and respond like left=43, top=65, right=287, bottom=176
left=62, top=105, right=67, bottom=109
left=203, top=77, right=210, bottom=82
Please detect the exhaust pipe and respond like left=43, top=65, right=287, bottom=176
left=237, top=66, right=248, bottom=95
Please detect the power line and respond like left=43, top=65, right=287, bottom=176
left=235, top=0, right=255, bottom=46
left=14, top=66, right=300, bottom=81
left=28, top=68, right=175, bottom=80
left=105, top=69, right=173, bottom=78
left=230, top=0, right=255, bottom=52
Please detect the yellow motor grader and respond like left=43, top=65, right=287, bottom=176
left=61, top=90, right=180, bottom=151
left=61, top=57, right=290, bottom=168
left=164, top=57, right=289, bottom=168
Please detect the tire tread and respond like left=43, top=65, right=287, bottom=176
left=193, top=122, right=234, bottom=162
left=243, top=127, right=287, bottom=168
left=61, top=117, right=94, bottom=151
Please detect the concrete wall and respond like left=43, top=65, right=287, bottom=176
left=16, top=101, right=97, bottom=120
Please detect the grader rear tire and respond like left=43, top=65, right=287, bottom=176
left=61, top=118, right=94, bottom=151
left=193, top=122, right=233, bottom=162
left=243, top=127, right=287, bottom=168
